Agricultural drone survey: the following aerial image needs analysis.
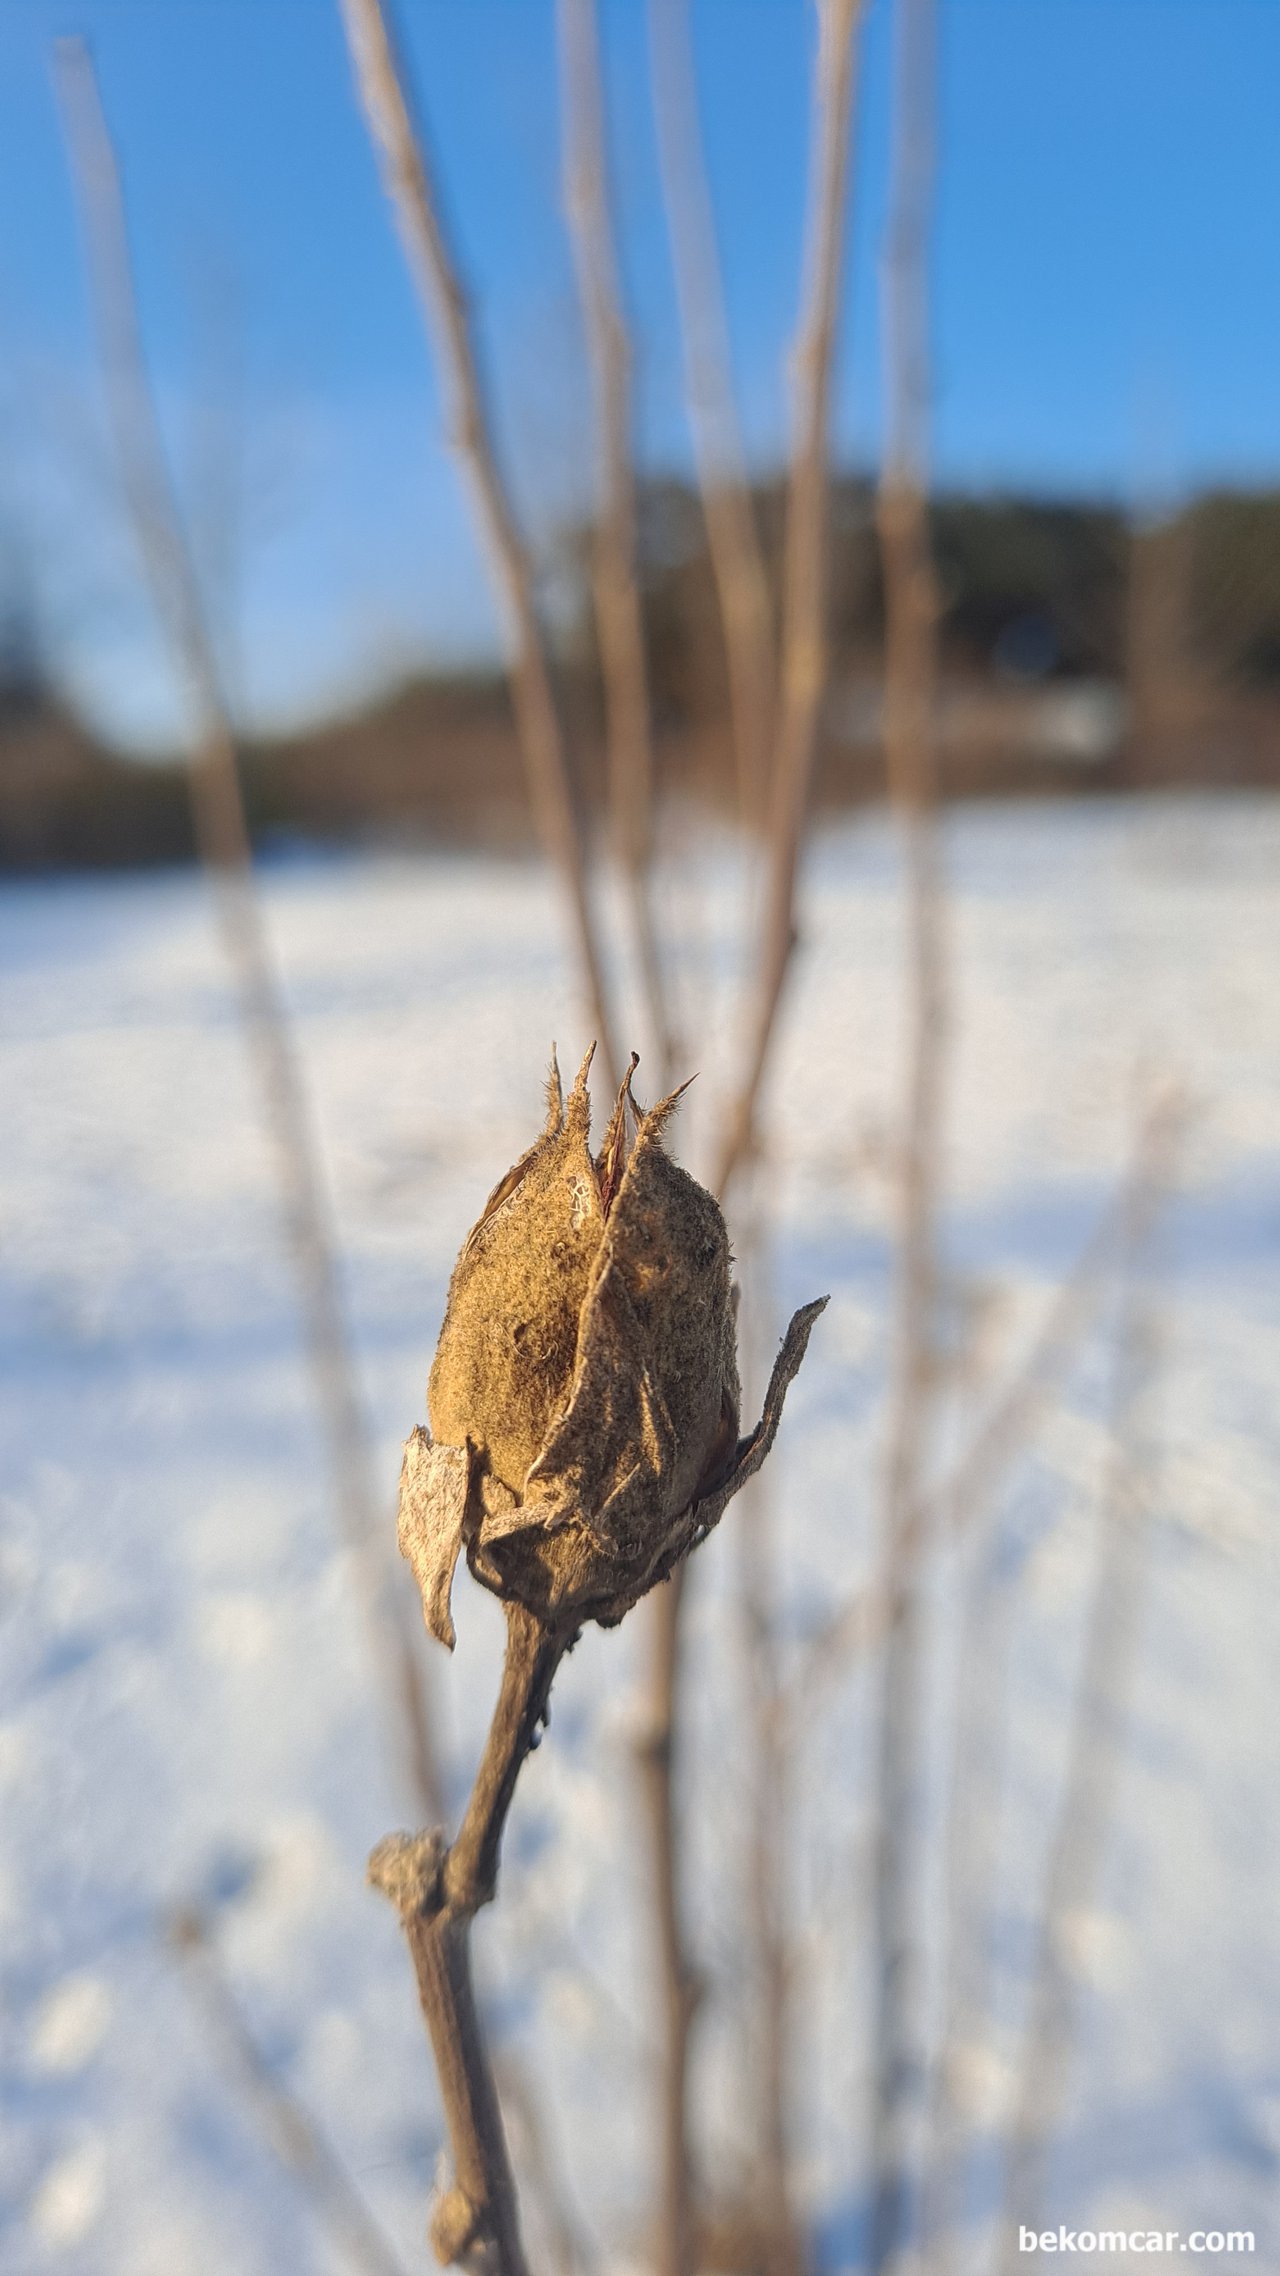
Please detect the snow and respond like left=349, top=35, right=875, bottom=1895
left=1, top=796, right=1277, bottom=2273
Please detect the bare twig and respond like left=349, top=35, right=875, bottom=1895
left=997, top=1117, right=1178, bottom=2272
left=55, top=36, right=442, bottom=1825
left=646, top=0, right=776, bottom=825
left=745, top=1667, right=801, bottom=2276
left=796, top=1098, right=1181, bottom=1704
left=735, top=1203, right=805, bottom=2276
left=169, top=1906, right=412, bottom=2276
left=560, top=10, right=746, bottom=2265
left=866, top=1, right=945, bottom=2265
left=714, top=0, right=866, bottom=1199
left=635, top=1561, right=702, bottom=2276
left=917, top=1519, right=1017, bottom=2276
left=337, top=0, right=619, bottom=1088
left=917, top=1105, right=1185, bottom=2275
left=636, top=13, right=864, bottom=2264
left=493, top=2045, right=601, bottom=2276
left=501, top=1868, right=656, bottom=2068
left=558, top=0, right=677, bottom=1085
left=371, top=1603, right=571, bottom=2276
left=1127, top=510, right=1203, bottom=785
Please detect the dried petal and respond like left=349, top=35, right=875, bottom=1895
left=428, top=1046, right=603, bottom=1496
left=566, top=1295, right=829, bottom=1629
left=523, top=1254, right=678, bottom=1536
left=524, top=1091, right=738, bottom=1553
left=397, top=1427, right=475, bottom=1650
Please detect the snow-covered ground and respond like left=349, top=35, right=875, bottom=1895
left=1, top=796, right=1277, bottom=2275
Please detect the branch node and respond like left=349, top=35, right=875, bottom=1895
left=430, top=2184, right=488, bottom=2270
left=368, top=1829, right=448, bottom=1920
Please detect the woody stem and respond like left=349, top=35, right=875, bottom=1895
left=449, top=1606, right=569, bottom=1911
left=369, top=1603, right=570, bottom=2275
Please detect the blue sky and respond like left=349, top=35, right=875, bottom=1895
left=1, top=0, right=1278, bottom=749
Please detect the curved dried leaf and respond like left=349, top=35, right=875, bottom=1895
left=688, top=1297, right=829, bottom=1537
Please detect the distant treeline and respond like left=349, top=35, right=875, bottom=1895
left=625, top=477, right=1280, bottom=697
left=5, top=479, right=1280, bottom=869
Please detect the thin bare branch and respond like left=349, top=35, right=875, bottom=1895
left=937, top=1124, right=1180, bottom=1541
left=169, top=1907, right=412, bottom=2276
left=793, top=1239, right=1110, bottom=1699
left=559, top=11, right=715, bottom=2265
left=557, top=0, right=677, bottom=1084
left=997, top=1116, right=1178, bottom=2272
left=714, top=0, right=866, bottom=1200
left=866, top=0, right=945, bottom=2263
left=921, top=1093, right=1186, bottom=2275
left=646, top=0, right=776, bottom=826
left=55, top=35, right=443, bottom=1826
left=635, top=1562, right=702, bottom=2276
left=797, top=1095, right=1181, bottom=1706
left=1127, top=510, right=1204, bottom=784
left=494, top=2045, right=601, bottom=2276
left=735, top=1205, right=805, bottom=2276
left=637, top=13, right=864, bottom=2264
left=337, top=0, right=619, bottom=1087
left=917, top=1519, right=1018, bottom=2276
left=371, top=1603, right=570, bottom=2276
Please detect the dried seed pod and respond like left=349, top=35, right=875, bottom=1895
left=398, top=1048, right=826, bottom=1644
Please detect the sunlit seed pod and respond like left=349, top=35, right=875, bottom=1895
left=398, top=1048, right=827, bottom=1646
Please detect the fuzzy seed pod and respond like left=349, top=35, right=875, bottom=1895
left=398, top=1047, right=826, bottom=1644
